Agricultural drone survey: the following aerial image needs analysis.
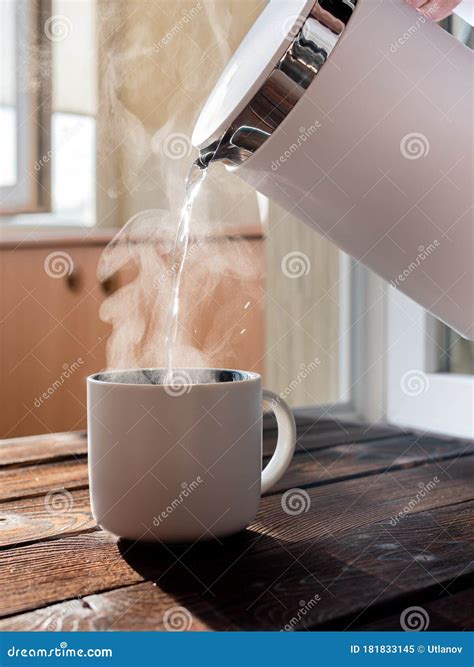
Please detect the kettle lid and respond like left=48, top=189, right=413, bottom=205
left=192, top=0, right=313, bottom=149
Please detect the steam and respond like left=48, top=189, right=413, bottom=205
left=98, top=208, right=261, bottom=372
left=96, top=0, right=252, bottom=206
left=96, top=0, right=266, bottom=375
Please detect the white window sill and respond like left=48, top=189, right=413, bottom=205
left=1, top=212, right=96, bottom=229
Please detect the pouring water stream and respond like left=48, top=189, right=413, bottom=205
left=163, top=132, right=243, bottom=385
left=163, top=161, right=209, bottom=385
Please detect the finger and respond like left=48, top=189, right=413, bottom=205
left=313, top=4, right=345, bottom=35
left=418, top=0, right=462, bottom=20
left=406, top=0, right=428, bottom=8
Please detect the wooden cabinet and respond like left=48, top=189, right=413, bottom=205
left=0, top=243, right=111, bottom=437
left=0, top=230, right=264, bottom=438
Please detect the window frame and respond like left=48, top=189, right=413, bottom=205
left=295, top=260, right=381, bottom=423
left=385, top=288, right=473, bottom=439
left=0, top=0, right=52, bottom=216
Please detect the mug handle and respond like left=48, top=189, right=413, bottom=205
left=261, top=389, right=297, bottom=494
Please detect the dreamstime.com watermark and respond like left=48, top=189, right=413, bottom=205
left=281, top=488, right=311, bottom=516
left=42, top=600, right=85, bottom=632
left=271, top=121, right=321, bottom=171
left=152, top=477, right=203, bottom=526
left=281, top=250, right=311, bottom=278
left=271, top=358, right=320, bottom=407
left=163, top=605, right=193, bottom=631
left=390, top=241, right=440, bottom=288
left=44, top=488, right=74, bottom=515
left=33, top=358, right=84, bottom=408
left=153, top=239, right=203, bottom=289
left=44, top=15, right=73, bottom=42
left=400, top=369, right=430, bottom=397
left=161, top=132, right=193, bottom=160
left=44, top=251, right=74, bottom=278
left=7, top=642, right=112, bottom=659
left=400, top=132, right=430, bottom=160
left=280, top=13, right=306, bottom=42
left=162, top=370, right=194, bottom=397
left=389, top=3, right=439, bottom=53
left=34, top=121, right=84, bottom=171
left=389, top=476, right=440, bottom=526
left=152, top=2, right=203, bottom=53
left=281, top=594, right=322, bottom=631
left=400, top=606, right=430, bottom=631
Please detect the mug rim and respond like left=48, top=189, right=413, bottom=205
left=88, top=367, right=261, bottom=388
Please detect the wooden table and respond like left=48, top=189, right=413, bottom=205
left=0, top=416, right=473, bottom=632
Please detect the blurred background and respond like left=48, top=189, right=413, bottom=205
left=0, top=0, right=472, bottom=439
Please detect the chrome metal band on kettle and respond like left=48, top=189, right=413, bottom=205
left=198, top=0, right=357, bottom=169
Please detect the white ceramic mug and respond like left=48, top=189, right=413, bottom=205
left=87, top=368, right=296, bottom=542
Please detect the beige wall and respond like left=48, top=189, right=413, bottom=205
left=264, top=201, right=341, bottom=406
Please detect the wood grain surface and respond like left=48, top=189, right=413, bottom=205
left=0, top=420, right=472, bottom=631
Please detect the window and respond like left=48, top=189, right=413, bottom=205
left=0, top=0, right=51, bottom=214
left=0, top=0, right=96, bottom=224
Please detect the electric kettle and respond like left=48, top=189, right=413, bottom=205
left=192, top=0, right=473, bottom=339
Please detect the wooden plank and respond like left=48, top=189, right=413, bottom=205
left=0, top=499, right=472, bottom=631
left=0, top=531, right=143, bottom=618
left=0, top=457, right=472, bottom=618
left=0, top=432, right=87, bottom=467
left=0, top=420, right=402, bottom=468
left=354, top=588, right=474, bottom=631
left=2, top=430, right=468, bottom=507
left=292, top=426, right=459, bottom=455
left=0, top=490, right=94, bottom=548
left=420, top=590, right=474, bottom=631
left=306, top=505, right=474, bottom=630
left=264, top=415, right=406, bottom=436
left=0, top=582, right=214, bottom=631
left=0, top=459, right=88, bottom=502
left=263, top=420, right=414, bottom=455
left=253, top=501, right=474, bottom=631
left=269, top=435, right=474, bottom=493
left=3, top=434, right=472, bottom=547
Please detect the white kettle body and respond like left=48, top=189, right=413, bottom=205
left=193, top=0, right=473, bottom=339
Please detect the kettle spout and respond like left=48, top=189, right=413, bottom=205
left=195, top=141, right=220, bottom=170
left=196, top=126, right=270, bottom=170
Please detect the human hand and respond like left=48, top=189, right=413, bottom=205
left=406, top=0, right=462, bottom=21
